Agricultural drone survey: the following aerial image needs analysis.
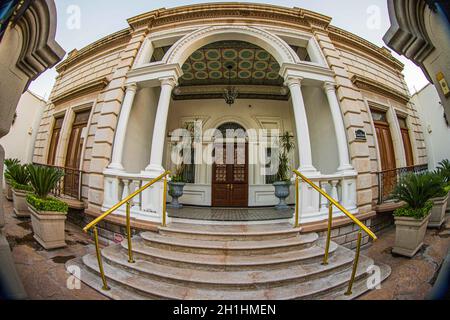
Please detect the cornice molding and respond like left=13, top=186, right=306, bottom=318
left=351, top=75, right=410, bottom=104
left=51, top=77, right=109, bottom=105
left=55, top=29, right=132, bottom=73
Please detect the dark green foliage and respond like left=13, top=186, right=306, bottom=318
left=5, top=164, right=30, bottom=186
left=11, top=181, right=33, bottom=192
left=26, top=194, right=68, bottom=213
left=436, top=159, right=450, bottom=183
left=4, top=158, right=20, bottom=168
left=26, top=164, right=64, bottom=199
left=276, top=131, right=295, bottom=182
left=394, top=201, right=433, bottom=220
left=391, top=172, right=444, bottom=209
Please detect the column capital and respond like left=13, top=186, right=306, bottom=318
left=159, top=76, right=178, bottom=88
left=284, top=77, right=303, bottom=88
left=323, top=81, right=337, bottom=92
left=125, top=82, right=138, bottom=93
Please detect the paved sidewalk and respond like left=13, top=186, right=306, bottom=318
left=2, top=199, right=106, bottom=300
left=2, top=197, right=449, bottom=300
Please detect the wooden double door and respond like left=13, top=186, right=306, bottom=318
left=212, top=143, right=248, bottom=207
left=374, top=120, right=397, bottom=199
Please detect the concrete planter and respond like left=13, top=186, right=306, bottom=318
left=168, top=182, right=185, bottom=209
left=12, top=189, right=30, bottom=218
left=273, top=181, right=291, bottom=210
left=393, top=213, right=430, bottom=258
left=428, top=194, right=449, bottom=228
left=5, top=181, right=13, bottom=201
left=28, top=204, right=67, bottom=250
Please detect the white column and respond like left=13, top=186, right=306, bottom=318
left=144, top=77, right=178, bottom=173
left=285, top=77, right=318, bottom=174
left=135, top=39, right=154, bottom=67
left=107, top=83, right=138, bottom=171
left=323, top=82, right=354, bottom=172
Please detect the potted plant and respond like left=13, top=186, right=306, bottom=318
left=391, top=172, right=442, bottom=257
left=436, top=159, right=450, bottom=212
left=3, top=158, right=20, bottom=201
left=272, top=132, right=294, bottom=210
left=428, top=171, right=448, bottom=228
left=26, top=164, right=68, bottom=249
left=168, top=165, right=186, bottom=209
left=8, top=164, right=32, bottom=217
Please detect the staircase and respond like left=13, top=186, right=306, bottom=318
left=68, top=222, right=391, bottom=300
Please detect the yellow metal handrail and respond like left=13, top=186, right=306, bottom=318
left=293, top=169, right=377, bottom=296
left=83, top=170, right=170, bottom=291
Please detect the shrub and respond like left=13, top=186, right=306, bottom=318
left=4, top=159, right=21, bottom=183
left=26, top=194, right=68, bottom=213
left=436, top=159, right=450, bottom=183
left=6, top=164, right=30, bottom=186
left=391, top=172, right=444, bottom=209
left=26, top=164, right=64, bottom=199
left=11, top=181, right=33, bottom=192
left=394, top=201, right=433, bottom=220
left=276, top=131, right=295, bottom=182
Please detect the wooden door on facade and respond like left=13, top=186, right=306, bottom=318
left=212, top=143, right=248, bottom=207
left=372, top=110, right=397, bottom=199
left=398, top=117, right=414, bottom=167
left=64, top=109, right=91, bottom=196
left=47, top=116, right=64, bottom=165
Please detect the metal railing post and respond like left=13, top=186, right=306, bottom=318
left=93, top=227, right=110, bottom=291
left=126, top=201, right=135, bottom=264
left=294, top=176, right=299, bottom=228
left=162, top=176, right=168, bottom=227
left=322, top=203, right=333, bottom=265
left=345, top=230, right=362, bottom=296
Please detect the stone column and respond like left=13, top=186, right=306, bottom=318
left=144, top=77, right=178, bottom=174
left=323, top=82, right=354, bottom=172
left=285, top=77, right=318, bottom=174
left=107, top=83, right=138, bottom=171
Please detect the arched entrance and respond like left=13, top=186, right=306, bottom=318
left=212, top=122, right=249, bottom=207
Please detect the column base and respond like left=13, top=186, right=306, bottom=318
left=297, top=166, right=321, bottom=178
left=337, top=164, right=357, bottom=175
left=141, top=164, right=166, bottom=178
left=106, top=162, right=125, bottom=172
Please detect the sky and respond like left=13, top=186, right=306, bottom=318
left=28, top=0, right=430, bottom=99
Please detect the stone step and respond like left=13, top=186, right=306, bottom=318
left=101, top=243, right=353, bottom=290
left=140, top=231, right=318, bottom=255
left=81, top=251, right=379, bottom=300
left=158, top=222, right=302, bottom=241
left=123, top=237, right=337, bottom=271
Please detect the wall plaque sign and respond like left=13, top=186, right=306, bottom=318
left=355, top=129, right=367, bottom=141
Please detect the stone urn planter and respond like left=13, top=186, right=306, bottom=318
left=5, top=181, right=13, bottom=201
left=28, top=204, right=67, bottom=250
left=168, top=182, right=186, bottom=209
left=392, top=213, right=430, bottom=258
left=12, top=188, right=30, bottom=217
left=428, top=193, right=449, bottom=228
left=273, top=181, right=291, bottom=210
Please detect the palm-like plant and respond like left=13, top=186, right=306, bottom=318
left=6, top=164, right=30, bottom=186
left=276, top=131, right=295, bottom=182
left=4, top=158, right=21, bottom=182
left=436, top=159, right=450, bottom=183
left=391, top=172, right=444, bottom=209
left=27, top=165, right=64, bottom=199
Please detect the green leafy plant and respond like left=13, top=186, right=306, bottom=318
left=392, top=172, right=444, bottom=219
left=394, top=201, right=433, bottom=220
left=275, top=131, right=295, bottom=182
left=436, top=159, right=450, bottom=183
left=26, top=164, right=64, bottom=199
left=171, top=165, right=186, bottom=183
left=11, top=181, right=33, bottom=192
left=3, top=158, right=21, bottom=182
left=26, top=194, right=68, bottom=213
left=6, top=164, right=30, bottom=187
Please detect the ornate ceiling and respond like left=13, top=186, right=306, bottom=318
left=179, top=41, right=284, bottom=87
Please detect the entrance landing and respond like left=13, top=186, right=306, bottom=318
left=167, top=206, right=294, bottom=221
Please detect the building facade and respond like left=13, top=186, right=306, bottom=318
left=411, top=83, right=450, bottom=170
left=32, top=3, right=427, bottom=237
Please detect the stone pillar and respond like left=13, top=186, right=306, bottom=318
left=144, top=77, right=178, bottom=174
left=107, top=83, right=138, bottom=171
left=285, top=77, right=318, bottom=174
left=136, top=39, right=154, bottom=66
left=323, top=82, right=354, bottom=172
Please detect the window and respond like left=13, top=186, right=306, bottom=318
left=47, top=116, right=64, bottom=165
left=398, top=116, right=414, bottom=167
left=290, top=45, right=311, bottom=62
left=371, top=109, right=388, bottom=122
left=182, top=148, right=195, bottom=184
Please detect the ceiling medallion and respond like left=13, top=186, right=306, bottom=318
left=223, top=64, right=238, bottom=106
